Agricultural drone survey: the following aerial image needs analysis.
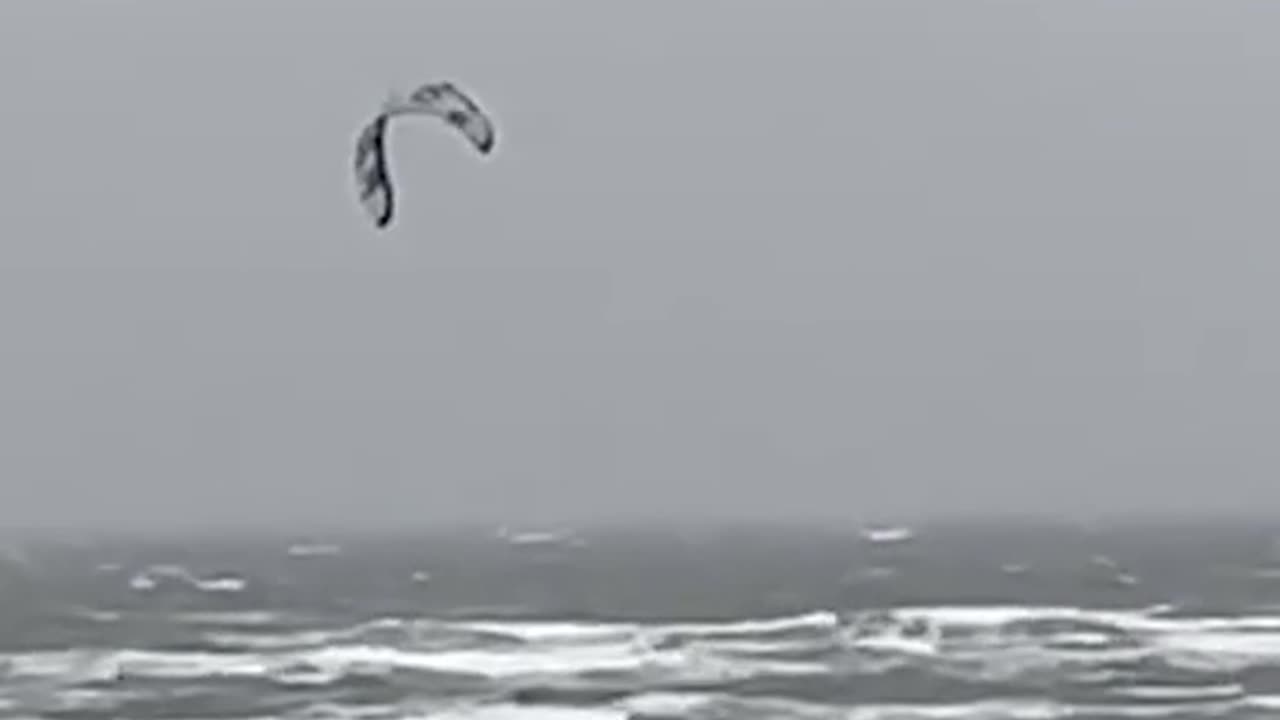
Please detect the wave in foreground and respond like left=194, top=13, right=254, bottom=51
left=8, top=603, right=1280, bottom=718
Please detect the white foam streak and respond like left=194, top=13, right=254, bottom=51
left=430, top=705, right=627, bottom=720
left=664, top=610, right=839, bottom=636
left=302, top=641, right=821, bottom=681
left=620, top=695, right=1066, bottom=720
left=457, top=610, right=837, bottom=647
left=174, top=611, right=284, bottom=626
left=846, top=700, right=1062, bottom=720
left=1110, top=683, right=1245, bottom=701
left=456, top=620, right=637, bottom=644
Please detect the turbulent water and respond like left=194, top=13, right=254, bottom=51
left=5, top=521, right=1280, bottom=719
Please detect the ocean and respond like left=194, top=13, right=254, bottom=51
left=3, top=520, right=1280, bottom=719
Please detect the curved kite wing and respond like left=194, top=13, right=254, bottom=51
left=353, top=113, right=394, bottom=228
left=408, top=81, right=497, bottom=155
left=353, top=80, right=496, bottom=230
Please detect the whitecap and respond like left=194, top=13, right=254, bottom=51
left=616, top=692, right=716, bottom=717
left=193, top=575, right=248, bottom=593
left=128, top=573, right=157, bottom=591
left=287, top=542, right=342, bottom=557
left=172, top=611, right=283, bottom=626
left=495, top=527, right=584, bottom=548
left=1109, top=683, right=1245, bottom=701
left=861, top=526, right=915, bottom=544
left=846, top=699, right=1063, bottom=719
left=454, top=620, right=637, bottom=644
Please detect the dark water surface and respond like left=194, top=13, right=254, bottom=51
left=4, top=520, right=1280, bottom=719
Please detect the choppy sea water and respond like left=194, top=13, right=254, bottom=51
left=5, top=521, right=1280, bottom=719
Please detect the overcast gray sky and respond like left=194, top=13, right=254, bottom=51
left=1, top=0, right=1279, bottom=531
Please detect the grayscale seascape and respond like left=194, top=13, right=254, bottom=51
left=4, top=2, right=1280, bottom=719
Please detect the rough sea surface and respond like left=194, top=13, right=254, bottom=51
left=4, top=521, right=1280, bottom=719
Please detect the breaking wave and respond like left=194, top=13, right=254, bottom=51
left=9, top=604, right=1280, bottom=718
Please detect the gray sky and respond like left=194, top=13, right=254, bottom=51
left=2, top=0, right=1280, bottom=531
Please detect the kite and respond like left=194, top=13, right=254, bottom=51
left=353, top=81, right=497, bottom=229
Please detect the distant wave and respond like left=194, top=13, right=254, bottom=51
left=495, top=527, right=586, bottom=548
left=286, top=542, right=342, bottom=558
left=860, top=526, right=915, bottom=545
left=127, top=564, right=248, bottom=594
